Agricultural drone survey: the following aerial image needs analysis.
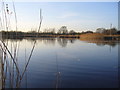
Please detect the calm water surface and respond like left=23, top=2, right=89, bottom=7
left=5, top=38, right=119, bottom=88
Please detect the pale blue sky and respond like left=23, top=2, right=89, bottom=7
left=0, top=2, right=118, bottom=32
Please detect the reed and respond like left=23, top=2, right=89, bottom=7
left=0, top=1, right=43, bottom=88
left=55, top=53, right=61, bottom=89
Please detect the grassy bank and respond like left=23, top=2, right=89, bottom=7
left=80, top=33, right=120, bottom=41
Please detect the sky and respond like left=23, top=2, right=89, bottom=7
left=0, top=1, right=118, bottom=32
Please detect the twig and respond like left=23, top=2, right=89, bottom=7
left=17, top=9, right=43, bottom=87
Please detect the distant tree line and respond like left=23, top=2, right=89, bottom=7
left=42, top=26, right=80, bottom=35
left=96, top=27, right=120, bottom=35
left=0, top=26, right=80, bottom=38
left=1, top=26, right=120, bottom=39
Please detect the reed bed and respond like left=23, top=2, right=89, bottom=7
left=80, top=33, right=105, bottom=40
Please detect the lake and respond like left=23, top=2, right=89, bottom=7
left=3, top=38, right=119, bottom=88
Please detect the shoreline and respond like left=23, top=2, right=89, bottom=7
left=1, top=33, right=120, bottom=41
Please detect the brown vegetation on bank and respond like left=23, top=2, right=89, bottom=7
left=80, top=33, right=105, bottom=40
left=80, top=33, right=120, bottom=41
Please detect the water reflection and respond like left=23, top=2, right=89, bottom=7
left=3, top=38, right=120, bottom=47
left=0, top=37, right=118, bottom=88
left=57, top=38, right=68, bottom=47
left=80, top=39, right=120, bottom=47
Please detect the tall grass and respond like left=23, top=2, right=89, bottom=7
left=0, top=1, right=43, bottom=88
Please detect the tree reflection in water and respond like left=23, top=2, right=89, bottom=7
left=80, top=39, right=119, bottom=47
left=2, top=38, right=120, bottom=48
left=0, top=38, right=119, bottom=88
